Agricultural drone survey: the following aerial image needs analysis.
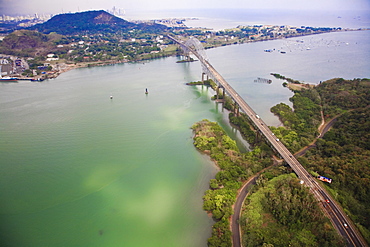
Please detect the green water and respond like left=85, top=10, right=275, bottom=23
left=1, top=28, right=369, bottom=246
left=0, top=57, right=248, bottom=246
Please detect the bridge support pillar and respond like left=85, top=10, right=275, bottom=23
left=202, top=73, right=209, bottom=82
left=256, top=130, right=261, bottom=143
left=234, top=102, right=239, bottom=116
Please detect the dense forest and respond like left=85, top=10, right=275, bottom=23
left=192, top=78, right=369, bottom=246
left=240, top=173, right=344, bottom=246
left=299, top=107, right=370, bottom=242
left=270, top=78, right=370, bottom=243
left=191, top=119, right=272, bottom=246
left=270, top=78, right=369, bottom=152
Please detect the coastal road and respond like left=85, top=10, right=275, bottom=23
left=231, top=175, right=259, bottom=247
left=204, top=53, right=366, bottom=247
left=168, top=35, right=367, bottom=247
left=231, top=162, right=279, bottom=247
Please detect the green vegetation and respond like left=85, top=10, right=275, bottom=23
left=0, top=30, right=62, bottom=57
left=174, top=25, right=341, bottom=49
left=302, top=107, right=370, bottom=243
left=270, top=78, right=369, bottom=153
left=241, top=174, right=345, bottom=246
left=0, top=10, right=347, bottom=77
left=193, top=77, right=369, bottom=246
left=270, top=87, right=322, bottom=152
left=270, top=78, right=370, bottom=243
left=229, top=113, right=258, bottom=145
left=186, top=79, right=215, bottom=86
left=271, top=73, right=301, bottom=84
left=0, top=10, right=178, bottom=65
left=191, top=120, right=272, bottom=246
left=315, top=78, right=370, bottom=119
left=28, top=10, right=166, bottom=35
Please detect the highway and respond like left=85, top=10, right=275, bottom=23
left=168, top=35, right=367, bottom=247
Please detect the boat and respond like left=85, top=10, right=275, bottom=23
left=145, top=88, right=148, bottom=94
left=0, top=76, right=18, bottom=81
left=30, top=78, right=45, bottom=81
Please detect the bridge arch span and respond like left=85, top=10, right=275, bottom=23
left=183, top=37, right=209, bottom=62
left=182, top=37, right=213, bottom=79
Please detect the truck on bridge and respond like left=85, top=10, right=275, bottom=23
left=317, top=175, right=332, bottom=183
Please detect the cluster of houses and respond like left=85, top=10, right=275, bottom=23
left=0, top=57, right=25, bottom=77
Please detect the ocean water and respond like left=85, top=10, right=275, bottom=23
left=204, top=30, right=370, bottom=125
left=124, top=8, right=370, bottom=30
left=0, top=9, right=369, bottom=247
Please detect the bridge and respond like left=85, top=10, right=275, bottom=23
left=168, top=35, right=367, bottom=247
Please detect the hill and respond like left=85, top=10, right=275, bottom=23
left=0, top=30, right=62, bottom=57
left=28, top=10, right=167, bottom=35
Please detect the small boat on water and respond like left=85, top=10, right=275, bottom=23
left=30, top=78, right=45, bottom=81
left=145, top=88, right=148, bottom=94
left=0, top=76, right=18, bottom=82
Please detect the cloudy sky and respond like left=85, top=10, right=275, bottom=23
left=1, top=0, right=370, bottom=16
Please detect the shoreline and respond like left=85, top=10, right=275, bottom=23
left=16, top=28, right=369, bottom=81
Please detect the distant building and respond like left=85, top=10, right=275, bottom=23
left=46, top=57, right=59, bottom=61
left=0, top=64, right=13, bottom=76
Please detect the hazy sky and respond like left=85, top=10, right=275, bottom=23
left=1, top=0, right=370, bottom=16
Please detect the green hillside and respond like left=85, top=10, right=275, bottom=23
left=28, top=10, right=167, bottom=35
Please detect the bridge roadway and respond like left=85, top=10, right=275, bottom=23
left=168, top=35, right=367, bottom=247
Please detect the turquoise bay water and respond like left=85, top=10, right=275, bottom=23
left=0, top=29, right=369, bottom=246
left=0, top=59, right=225, bottom=246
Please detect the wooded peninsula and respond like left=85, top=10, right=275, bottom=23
left=191, top=78, right=369, bottom=246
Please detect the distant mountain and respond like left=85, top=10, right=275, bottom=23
left=28, top=10, right=167, bottom=35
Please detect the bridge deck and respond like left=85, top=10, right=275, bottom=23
left=168, top=35, right=367, bottom=247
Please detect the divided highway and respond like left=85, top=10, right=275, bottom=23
left=168, top=35, right=367, bottom=247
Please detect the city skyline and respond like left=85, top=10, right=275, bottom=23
left=1, top=0, right=370, bottom=16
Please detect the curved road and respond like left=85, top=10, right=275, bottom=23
left=231, top=163, right=279, bottom=247
left=232, top=116, right=348, bottom=247
left=168, top=35, right=367, bottom=247
left=231, top=175, right=259, bottom=247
